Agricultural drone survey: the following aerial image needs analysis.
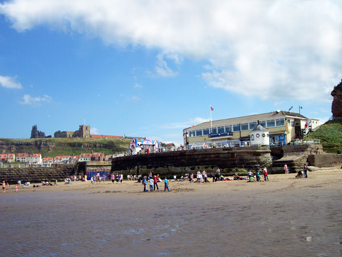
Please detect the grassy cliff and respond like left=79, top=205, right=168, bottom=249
left=0, top=137, right=131, bottom=157
left=305, top=120, right=342, bottom=153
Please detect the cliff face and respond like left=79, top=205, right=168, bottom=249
left=331, top=81, right=342, bottom=120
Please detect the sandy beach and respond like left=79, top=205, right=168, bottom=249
left=1, top=168, right=342, bottom=256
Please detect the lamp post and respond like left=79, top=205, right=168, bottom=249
left=299, top=106, right=303, bottom=114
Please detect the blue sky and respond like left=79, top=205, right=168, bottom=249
left=0, top=0, right=341, bottom=145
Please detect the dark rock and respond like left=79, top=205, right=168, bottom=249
left=331, top=81, right=342, bottom=120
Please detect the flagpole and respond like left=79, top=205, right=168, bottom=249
left=210, top=105, right=212, bottom=134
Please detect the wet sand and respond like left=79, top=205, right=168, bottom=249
left=1, top=168, right=342, bottom=256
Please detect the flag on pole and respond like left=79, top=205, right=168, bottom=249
left=210, top=106, right=214, bottom=111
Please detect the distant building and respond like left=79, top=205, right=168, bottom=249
left=31, top=125, right=46, bottom=138
left=183, top=110, right=319, bottom=149
left=54, top=125, right=91, bottom=138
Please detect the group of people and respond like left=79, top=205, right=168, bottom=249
left=189, top=168, right=224, bottom=183
left=110, top=173, right=124, bottom=184
left=295, top=164, right=308, bottom=178
left=247, top=166, right=269, bottom=182
left=141, top=171, right=170, bottom=192
left=284, top=163, right=309, bottom=178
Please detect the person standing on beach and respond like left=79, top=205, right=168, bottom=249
left=256, top=170, right=260, bottom=182
left=164, top=177, right=170, bottom=192
left=196, top=171, right=202, bottom=183
left=149, top=177, right=154, bottom=191
left=284, top=164, right=289, bottom=174
left=190, top=173, right=193, bottom=183
left=111, top=174, right=115, bottom=184
left=263, top=167, right=269, bottom=181
left=203, top=170, right=207, bottom=183
left=142, top=176, right=147, bottom=192
left=153, top=175, right=159, bottom=191
left=2, top=181, right=5, bottom=193
left=303, top=164, right=308, bottom=178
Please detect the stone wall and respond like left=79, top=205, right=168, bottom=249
left=271, top=144, right=324, bottom=173
left=308, top=154, right=342, bottom=167
left=282, top=144, right=324, bottom=156
left=112, top=146, right=272, bottom=176
left=0, top=164, right=77, bottom=184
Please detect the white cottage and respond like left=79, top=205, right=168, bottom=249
left=250, top=122, right=269, bottom=146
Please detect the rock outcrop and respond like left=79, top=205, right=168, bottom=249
left=331, top=81, right=342, bottom=120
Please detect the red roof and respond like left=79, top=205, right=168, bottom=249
left=16, top=153, right=28, bottom=157
left=91, top=135, right=123, bottom=139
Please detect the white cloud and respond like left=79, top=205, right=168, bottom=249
left=19, top=94, right=52, bottom=105
left=0, top=75, right=22, bottom=89
left=134, top=83, right=142, bottom=88
left=155, top=53, right=178, bottom=77
left=90, top=127, right=99, bottom=134
left=1, top=0, right=342, bottom=100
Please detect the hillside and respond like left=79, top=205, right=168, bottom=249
left=0, top=137, right=132, bottom=157
left=305, top=119, right=342, bottom=153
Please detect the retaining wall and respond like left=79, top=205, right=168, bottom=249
left=308, top=154, right=342, bottom=167
left=0, top=164, right=77, bottom=184
left=111, top=146, right=272, bottom=176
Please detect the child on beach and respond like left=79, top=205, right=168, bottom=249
left=142, top=176, right=147, bottom=192
left=256, top=170, right=260, bottom=182
left=263, top=167, right=269, bottom=181
left=153, top=175, right=159, bottom=191
left=164, top=177, right=170, bottom=192
left=149, top=177, right=154, bottom=192
left=2, top=181, right=5, bottom=193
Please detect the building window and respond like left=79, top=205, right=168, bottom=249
left=203, top=128, right=209, bottom=135
left=196, top=130, right=203, bottom=136
left=267, top=120, right=275, bottom=128
left=260, top=121, right=266, bottom=128
left=241, top=123, right=249, bottom=131
left=218, top=126, right=224, bottom=133
left=276, top=119, right=285, bottom=126
left=225, top=125, right=231, bottom=132
left=233, top=124, right=240, bottom=132
left=189, top=131, right=195, bottom=137
left=249, top=122, right=257, bottom=130
left=211, top=127, right=217, bottom=134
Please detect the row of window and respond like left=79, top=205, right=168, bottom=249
left=189, top=119, right=285, bottom=137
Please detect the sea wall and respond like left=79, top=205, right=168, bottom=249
left=0, top=164, right=77, bottom=184
left=111, top=146, right=272, bottom=177
left=308, top=154, right=342, bottom=167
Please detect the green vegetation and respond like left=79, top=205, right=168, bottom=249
left=305, top=119, right=342, bottom=153
left=0, top=137, right=132, bottom=157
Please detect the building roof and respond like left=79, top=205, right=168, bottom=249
left=188, top=110, right=310, bottom=129
left=16, top=153, right=28, bottom=157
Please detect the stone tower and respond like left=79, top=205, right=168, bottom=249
left=79, top=125, right=90, bottom=138
left=31, top=125, right=46, bottom=138
left=331, top=80, right=342, bottom=120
